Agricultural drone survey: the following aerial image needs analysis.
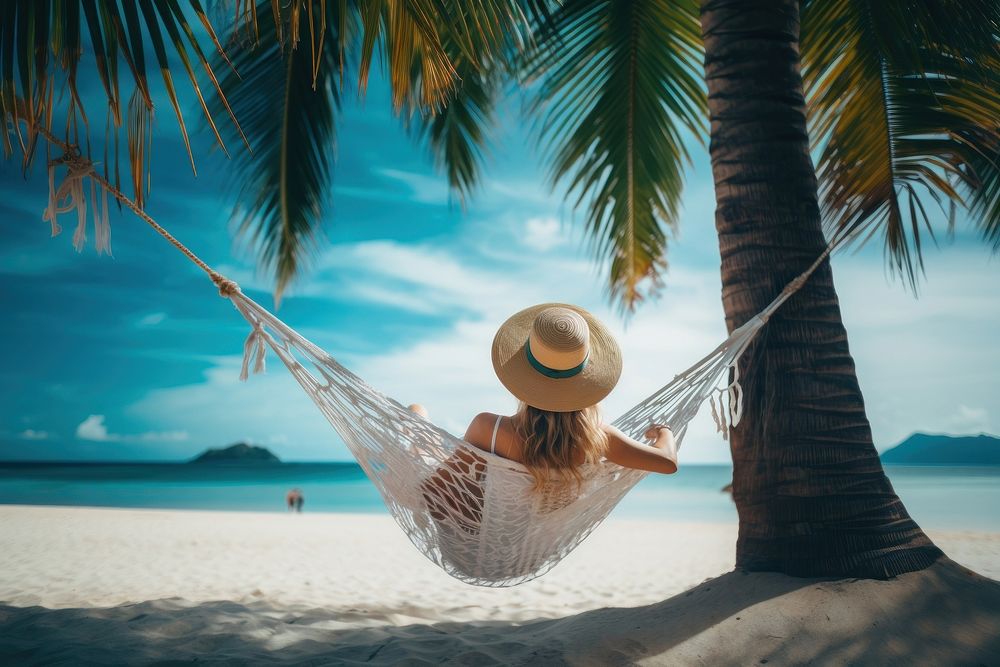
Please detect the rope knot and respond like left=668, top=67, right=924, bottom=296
left=210, top=273, right=240, bottom=298
left=49, top=147, right=95, bottom=178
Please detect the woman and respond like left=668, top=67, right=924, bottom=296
left=420, top=303, right=677, bottom=530
left=470, top=303, right=678, bottom=481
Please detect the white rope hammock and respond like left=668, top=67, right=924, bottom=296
left=40, top=143, right=834, bottom=587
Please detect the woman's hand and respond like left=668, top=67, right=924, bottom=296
left=603, top=424, right=679, bottom=475
left=643, top=424, right=672, bottom=441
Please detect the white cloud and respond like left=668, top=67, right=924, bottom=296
left=484, top=178, right=557, bottom=207
left=128, top=356, right=345, bottom=459
left=522, top=216, right=565, bottom=251
left=376, top=168, right=450, bottom=205
left=76, top=415, right=111, bottom=441
left=18, top=429, right=50, bottom=440
left=344, top=283, right=441, bottom=315
left=75, top=414, right=189, bottom=443
left=318, top=239, right=554, bottom=318
left=137, top=312, right=167, bottom=327
left=948, top=405, right=991, bottom=434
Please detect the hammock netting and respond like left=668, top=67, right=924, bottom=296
left=40, top=146, right=833, bottom=587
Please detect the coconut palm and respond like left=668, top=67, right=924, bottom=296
left=439, top=0, right=998, bottom=577
left=3, top=0, right=999, bottom=578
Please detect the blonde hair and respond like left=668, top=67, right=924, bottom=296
left=510, top=402, right=608, bottom=490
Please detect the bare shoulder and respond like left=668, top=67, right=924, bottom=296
left=601, top=423, right=630, bottom=442
left=464, top=412, right=498, bottom=450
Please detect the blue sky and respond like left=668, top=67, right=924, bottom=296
left=1, top=42, right=997, bottom=463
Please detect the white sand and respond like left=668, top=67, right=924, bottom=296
left=0, top=506, right=739, bottom=620
left=1, top=505, right=997, bottom=664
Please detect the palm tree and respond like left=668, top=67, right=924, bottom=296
left=3, top=1, right=999, bottom=578
left=698, top=0, right=943, bottom=576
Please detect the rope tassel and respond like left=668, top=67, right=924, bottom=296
left=43, top=154, right=112, bottom=256
left=239, top=325, right=268, bottom=382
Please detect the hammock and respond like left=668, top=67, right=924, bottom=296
left=40, top=141, right=834, bottom=587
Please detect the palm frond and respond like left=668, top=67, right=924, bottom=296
left=964, top=128, right=1000, bottom=251
left=211, top=0, right=528, bottom=296
left=410, top=53, right=504, bottom=203
left=349, top=0, right=529, bottom=114
left=352, top=0, right=459, bottom=112
left=524, top=0, right=705, bottom=312
left=802, top=0, right=1000, bottom=286
left=405, top=0, right=542, bottom=202
left=953, top=51, right=1000, bottom=251
left=210, top=2, right=342, bottom=303
left=0, top=0, right=241, bottom=208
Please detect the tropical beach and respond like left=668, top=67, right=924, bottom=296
left=3, top=0, right=1000, bottom=664
left=1, top=506, right=997, bottom=664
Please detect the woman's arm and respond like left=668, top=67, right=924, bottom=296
left=603, top=424, right=678, bottom=474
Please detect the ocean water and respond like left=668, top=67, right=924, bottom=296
left=0, top=462, right=996, bottom=532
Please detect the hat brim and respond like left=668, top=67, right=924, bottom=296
left=491, top=303, right=622, bottom=413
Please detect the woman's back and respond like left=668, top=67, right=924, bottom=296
left=469, top=412, right=588, bottom=467
left=465, top=409, right=678, bottom=477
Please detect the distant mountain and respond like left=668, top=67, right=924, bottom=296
left=881, top=433, right=1000, bottom=465
left=190, top=442, right=280, bottom=464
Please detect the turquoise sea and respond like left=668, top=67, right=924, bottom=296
left=0, top=463, right=996, bottom=532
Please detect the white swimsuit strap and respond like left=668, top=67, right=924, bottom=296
left=490, top=414, right=503, bottom=456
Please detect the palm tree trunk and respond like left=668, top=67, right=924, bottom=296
left=700, top=0, right=942, bottom=577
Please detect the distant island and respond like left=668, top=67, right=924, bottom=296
left=881, top=433, right=999, bottom=466
left=189, top=442, right=281, bottom=464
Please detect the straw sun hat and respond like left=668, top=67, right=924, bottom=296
left=491, top=303, right=622, bottom=413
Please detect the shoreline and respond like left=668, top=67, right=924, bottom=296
left=0, top=501, right=740, bottom=526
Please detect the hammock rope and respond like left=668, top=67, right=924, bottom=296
left=39, top=139, right=838, bottom=586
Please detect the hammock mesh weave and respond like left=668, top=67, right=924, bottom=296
left=228, top=292, right=781, bottom=586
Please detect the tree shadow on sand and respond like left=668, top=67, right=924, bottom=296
left=1, top=559, right=997, bottom=666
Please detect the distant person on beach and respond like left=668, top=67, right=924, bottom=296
left=286, top=488, right=304, bottom=513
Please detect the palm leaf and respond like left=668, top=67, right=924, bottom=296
left=802, top=0, right=1000, bottom=285
left=964, top=128, right=1000, bottom=251
left=523, top=0, right=705, bottom=312
left=410, top=52, right=504, bottom=203
left=210, top=3, right=342, bottom=303
left=405, top=9, right=529, bottom=203
left=0, top=0, right=240, bottom=207
left=404, top=0, right=541, bottom=202
left=353, top=0, right=458, bottom=112
left=349, top=0, right=528, bottom=113
left=208, top=0, right=530, bottom=295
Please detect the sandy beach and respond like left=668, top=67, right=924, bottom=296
left=1, top=505, right=998, bottom=664
left=0, top=506, right=741, bottom=620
